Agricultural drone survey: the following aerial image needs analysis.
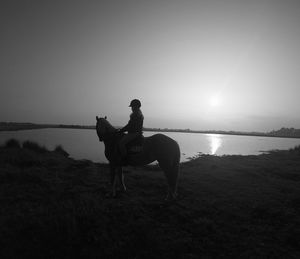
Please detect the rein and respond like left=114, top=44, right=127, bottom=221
left=99, top=131, right=118, bottom=143
left=96, top=117, right=119, bottom=143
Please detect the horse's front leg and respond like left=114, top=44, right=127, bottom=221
left=110, top=164, right=117, bottom=197
left=165, top=190, right=177, bottom=201
left=117, top=167, right=126, bottom=192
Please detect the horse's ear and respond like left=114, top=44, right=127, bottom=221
left=96, top=116, right=99, bottom=121
left=104, top=116, right=107, bottom=120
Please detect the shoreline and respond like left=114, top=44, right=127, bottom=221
left=1, top=122, right=300, bottom=139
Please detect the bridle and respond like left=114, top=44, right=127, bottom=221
left=96, top=118, right=118, bottom=142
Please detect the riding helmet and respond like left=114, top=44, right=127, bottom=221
left=129, top=99, right=141, bottom=108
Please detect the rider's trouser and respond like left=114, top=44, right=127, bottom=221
left=119, top=133, right=140, bottom=157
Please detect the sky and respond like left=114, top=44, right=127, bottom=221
left=1, top=0, right=300, bottom=132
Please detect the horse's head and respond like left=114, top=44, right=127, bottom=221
left=96, top=116, right=117, bottom=142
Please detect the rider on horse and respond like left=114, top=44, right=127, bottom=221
left=118, top=99, right=144, bottom=162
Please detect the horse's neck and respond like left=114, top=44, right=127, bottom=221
left=103, top=132, right=121, bottom=156
left=103, top=122, right=118, bottom=145
left=104, top=121, right=116, bottom=133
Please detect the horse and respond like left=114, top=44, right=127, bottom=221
left=96, top=116, right=180, bottom=200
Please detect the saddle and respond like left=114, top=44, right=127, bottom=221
left=126, top=134, right=144, bottom=154
left=114, top=133, right=144, bottom=166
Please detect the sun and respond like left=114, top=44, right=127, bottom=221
left=209, top=95, right=221, bottom=107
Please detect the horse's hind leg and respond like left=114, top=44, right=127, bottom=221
left=117, top=167, right=126, bottom=192
left=168, top=162, right=179, bottom=200
left=110, top=165, right=117, bottom=197
left=160, top=161, right=179, bottom=200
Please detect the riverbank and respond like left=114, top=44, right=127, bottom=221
left=2, top=122, right=300, bottom=139
left=0, top=140, right=299, bottom=258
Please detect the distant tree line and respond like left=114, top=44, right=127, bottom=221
left=1, top=122, right=300, bottom=138
left=0, top=122, right=45, bottom=131
left=267, top=128, right=300, bottom=138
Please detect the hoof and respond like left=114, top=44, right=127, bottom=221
left=105, top=192, right=117, bottom=198
left=165, top=193, right=177, bottom=202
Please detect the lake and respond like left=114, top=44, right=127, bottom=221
left=1, top=128, right=300, bottom=163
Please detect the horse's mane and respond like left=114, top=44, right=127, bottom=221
left=99, top=117, right=117, bottom=132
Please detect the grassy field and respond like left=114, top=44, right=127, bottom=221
left=0, top=139, right=299, bottom=258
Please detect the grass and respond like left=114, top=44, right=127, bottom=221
left=54, top=145, right=70, bottom=157
left=3, top=138, right=22, bottom=148
left=23, top=140, right=48, bottom=153
left=0, top=141, right=299, bottom=258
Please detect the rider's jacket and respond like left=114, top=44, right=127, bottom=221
left=120, top=109, right=144, bottom=134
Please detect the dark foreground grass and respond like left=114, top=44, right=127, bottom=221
left=0, top=141, right=299, bottom=258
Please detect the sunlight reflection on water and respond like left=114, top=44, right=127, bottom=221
left=1, top=129, right=300, bottom=163
left=207, top=134, right=223, bottom=155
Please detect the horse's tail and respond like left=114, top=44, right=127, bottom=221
left=172, top=141, right=180, bottom=194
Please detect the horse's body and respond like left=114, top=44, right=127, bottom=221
left=96, top=116, right=180, bottom=199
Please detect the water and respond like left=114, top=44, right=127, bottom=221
left=1, top=128, right=300, bottom=163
